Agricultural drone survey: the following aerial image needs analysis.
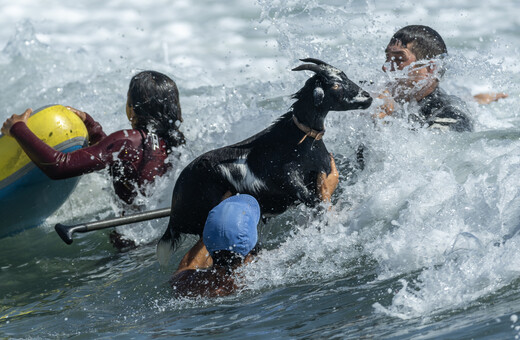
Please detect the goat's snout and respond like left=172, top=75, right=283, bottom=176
left=360, top=90, right=371, bottom=100
left=352, top=90, right=373, bottom=108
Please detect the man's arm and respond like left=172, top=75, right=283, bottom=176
left=174, top=238, right=213, bottom=275
left=173, top=192, right=233, bottom=275
left=473, top=92, right=508, bottom=105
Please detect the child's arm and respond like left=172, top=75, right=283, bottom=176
left=174, top=238, right=213, bottom=274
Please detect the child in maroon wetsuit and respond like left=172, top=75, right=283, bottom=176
left=2, top=70, right=186, bottom=247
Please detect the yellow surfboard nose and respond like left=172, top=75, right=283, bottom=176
left=0, top=104, right=88, bottom=182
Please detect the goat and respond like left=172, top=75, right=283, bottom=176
left=157, top=58, right=372, bottom=265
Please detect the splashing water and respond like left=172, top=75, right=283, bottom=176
left=1, top=0, right=520, bottom=338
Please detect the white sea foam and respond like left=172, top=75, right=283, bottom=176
left=1, top=0, right=519, bottom=327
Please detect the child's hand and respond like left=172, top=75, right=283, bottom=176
left=1, top=108, right=32, bottom=136
left=66, top=106, right=87, bottom=121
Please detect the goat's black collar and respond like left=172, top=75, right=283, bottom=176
left=292, top=115, right=325, bottom=144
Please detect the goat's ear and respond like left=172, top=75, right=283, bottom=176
left=313, top=86, right=324, bottom=107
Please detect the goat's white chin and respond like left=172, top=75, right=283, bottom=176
left=346, top=97, right=370, bottom=104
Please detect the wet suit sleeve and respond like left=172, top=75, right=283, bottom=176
left=9, top=121, right=139, bottom=180
left=83, top=113, right=107, bottom=145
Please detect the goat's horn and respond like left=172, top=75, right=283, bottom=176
left=299, top=58, right=329, bottom=66
left=292, top=64, right=323, bottom=73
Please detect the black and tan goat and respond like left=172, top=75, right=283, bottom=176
left=157, top=58, right=372, bottom=264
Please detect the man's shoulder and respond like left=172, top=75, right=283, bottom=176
left=421, top=87, right=474, bottom=132
left=422, top=87, right=466, bottom=108
left=438, top=88, right=468, bottom=108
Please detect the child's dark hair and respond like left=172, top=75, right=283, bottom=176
left=128, top=70, right=186, bottom=149
left=389, top=25, right=447, bottom=61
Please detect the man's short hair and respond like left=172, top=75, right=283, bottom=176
left=389, top=25, right=447, bottom=61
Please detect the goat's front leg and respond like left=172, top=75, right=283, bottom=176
left=316, top=154, right=339, bottom=202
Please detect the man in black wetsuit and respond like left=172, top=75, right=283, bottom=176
left=377, top=25, right=474, bottom=132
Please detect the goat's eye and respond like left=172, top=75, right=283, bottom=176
left=331, top=84, right=340, bottom=90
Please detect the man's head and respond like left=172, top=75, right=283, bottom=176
left=388, top=25, right=447, bottom=63
left=203, top=194, right=260, bottom=269
left=383, top=25, right=447, bottom=101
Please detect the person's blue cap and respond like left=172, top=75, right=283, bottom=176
left=203, top=194, right=260, bottom=257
